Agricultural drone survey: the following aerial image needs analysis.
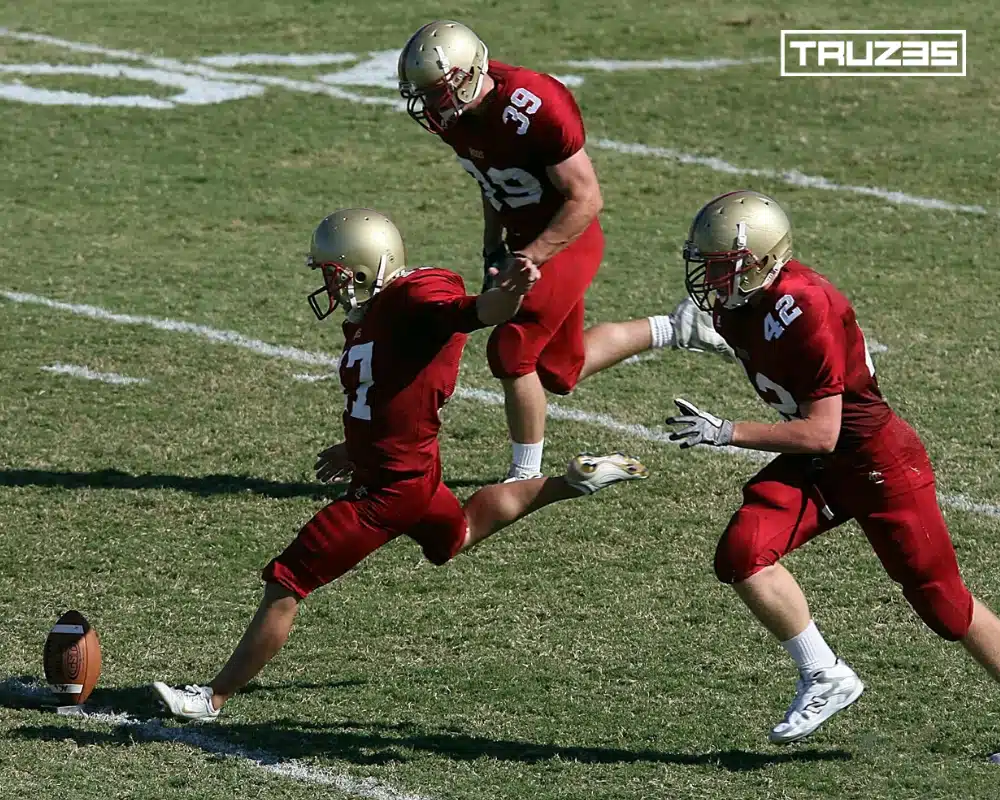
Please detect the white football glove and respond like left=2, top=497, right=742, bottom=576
left=670, top=297, right=735, bottom=360
left=665, top=398, right=734, bottom=449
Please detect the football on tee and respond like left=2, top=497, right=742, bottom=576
left=43, top=610, right=102, bottom=705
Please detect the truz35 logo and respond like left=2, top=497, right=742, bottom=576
left=781, top=30, right=966, bottom=77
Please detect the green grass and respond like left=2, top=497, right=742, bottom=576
left=2, top=2, right=1000, bottom=798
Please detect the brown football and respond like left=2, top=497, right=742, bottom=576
left=43, top=610, right=102, bottom=705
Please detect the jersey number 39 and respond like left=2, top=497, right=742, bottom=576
left=457, top=158, right=543, bottom=211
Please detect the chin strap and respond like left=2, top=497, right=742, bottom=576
left=371, top=253, right=388, bottom=297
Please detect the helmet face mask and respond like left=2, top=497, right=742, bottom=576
left=398, top=21, right=489, bottom=133
left=683, top=191, right=792, bottom=312
left=399, top=72, right=468, bottom=133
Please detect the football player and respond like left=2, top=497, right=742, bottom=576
left=665, top=190, right=1000, bottom=749
left=152, top=208, right=649, bottom=720
left=397, top=20, right=730, bottom=482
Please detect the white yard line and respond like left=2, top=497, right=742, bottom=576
left=592, top=139, right=989, bottom=215
left=2, top=289, right=996, bottom=518
left=563, top=56, right=774, bottom=71
left=2, top=678, right=434, bottom=800
left=40, top=362, right=148, bottom=385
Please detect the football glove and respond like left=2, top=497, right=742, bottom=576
left=482, top=243, right=510, bottom=292
left=665, top=398, right=734, bottom=448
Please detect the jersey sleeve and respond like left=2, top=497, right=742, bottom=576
left=401, top=269, right=485, bottom=336
left=523, top=76, right=586, bottom=166
left=786, top=289, right=847, bottom=402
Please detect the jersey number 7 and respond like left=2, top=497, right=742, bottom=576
left=343, top=341, right=374, bottom=420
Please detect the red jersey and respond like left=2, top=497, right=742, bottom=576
left=338, top=268, right=483, bottom=483
left=439, top=61, right=588, bottom=250
left=712, top=260, right=892, bottom=450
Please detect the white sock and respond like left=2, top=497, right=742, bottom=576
left=648, top=315, right=675, bottom=349
left=511, top=440, right=544, bottom=475
left=780, top=620, right=837, bottom=675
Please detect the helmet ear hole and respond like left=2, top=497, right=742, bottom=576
left=759, top=256, right=769, bottom=268
left=355, top=271, right=367, bottom=283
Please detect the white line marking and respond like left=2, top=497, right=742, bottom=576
left=5, top=291, right=337, bottom=367
left=592, top=138, right=990, bottom=215
left=40, top=363, right=148, bottom=386
left=199, top=53, right=359, bottom=67
left=563, top=56, right=774, bottom=71
left=0, top=62, right=264, bottom=107
left=1, top=678, right=434, bottom=800
left=293, top=372, right=339, bottom=382
left=3, top=290, right=989, bottom=517
left=0, top=28, right=991, bottom=217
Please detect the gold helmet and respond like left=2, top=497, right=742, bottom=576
left=397, top=20, right=489, bottom=133
left=306, top=209, right=407, bottom=319
left=683, top=190, right=793, bottom=311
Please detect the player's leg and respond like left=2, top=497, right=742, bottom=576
left=500, top=372, right=548, bottom=479
left=578, top=318, right=654, bottom=378
left=579, top=296, right=736, bottom=379
left=206, top=581, right=301, bottom=706
left=716, top=456, right=862, bottom=744
left=488, top=224, right=604, bottom=481
left=963, top=598, right=1000, bottom=684
left=409, top=454, right=649, bottom=566
left=463, top=452, right=648, bottom=549
left=153, top=493, right=398, bottom=720
left=859, top=480, right=1000, bottom=683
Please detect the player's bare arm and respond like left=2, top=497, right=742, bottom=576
left=516, top=148, right=602, bottom=266
left=730, top=395, right=842, bottom=454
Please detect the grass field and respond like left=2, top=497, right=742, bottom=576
left=2, top=2, right=1000, bottom=798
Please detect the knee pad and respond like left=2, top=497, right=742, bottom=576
left=487, top=324, right=533, bottom=380
left=902, top=576, right=973, bottom=641
left=714, top=511, right=768, bottom=584
left=535, top=362, right=576, bottom=396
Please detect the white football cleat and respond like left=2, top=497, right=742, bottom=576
left=565, top=452, right=649, bottom=495
left=152, top=682, right=221, bottom=722
left=769, top=659, right=864, bottom=744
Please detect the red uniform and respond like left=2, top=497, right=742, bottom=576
left=712, top=260, right=973, bottom=640
left=264, top=268, right=485, bottom=599
left=439, top=61, right=603, bottom=394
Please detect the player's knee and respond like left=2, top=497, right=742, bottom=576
left=419, top=532, right=466, bottom=566
left=535, top=363, right=576, bottom=395
left=714, top=513, right=770, bottom=584
left=487, top=325, right=533, bottom=380
left=903, top=575, right=974, bottom=641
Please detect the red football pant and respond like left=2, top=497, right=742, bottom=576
left=263, top=472, right=468, bottom=599
left=714, top=417, right=973, bottom=641
left=487, top=220, right=604, bottom=395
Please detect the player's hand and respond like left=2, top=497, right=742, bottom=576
left=315, top=442, right=353, bottom=483
left=482, top=243, right=509, bottom=292
left=491, top=253, right=540, bottom=295
left=665, top=398, right=734, bottom=449
left=670, top=297, right=735, bottom=359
